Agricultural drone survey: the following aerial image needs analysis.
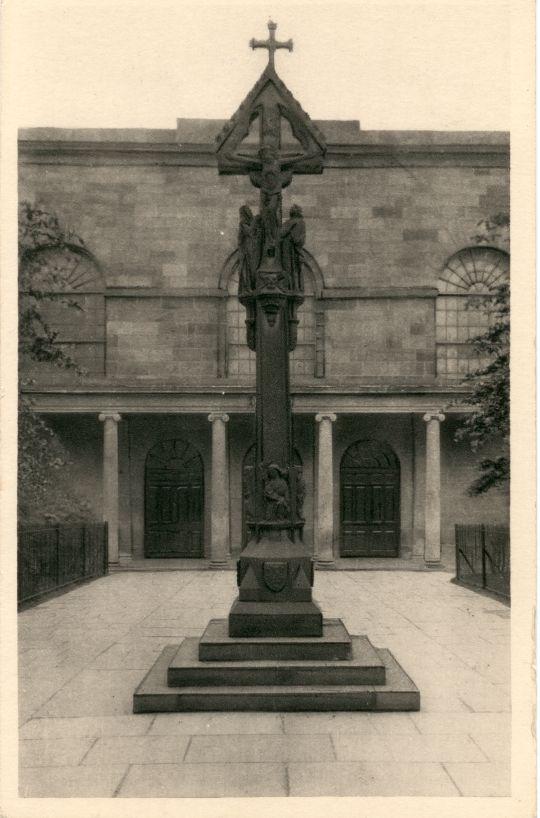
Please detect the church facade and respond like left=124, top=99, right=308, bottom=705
left=18, top=118, right=510, bottom=566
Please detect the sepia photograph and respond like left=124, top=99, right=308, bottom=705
left=0, top=0, right=535, bottom=814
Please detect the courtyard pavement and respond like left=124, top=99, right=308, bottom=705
left=18, top=569, right=510, bottom=798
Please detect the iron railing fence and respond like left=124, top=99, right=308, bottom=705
left=18, top=522, right=108, bottom=605
left=455, top=523, right=510, bottom=600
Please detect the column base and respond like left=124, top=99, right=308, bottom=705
left=209, top=560, right=230, bottom=569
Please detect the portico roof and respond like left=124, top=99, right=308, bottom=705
left=23, top=381, right=474, bottom=415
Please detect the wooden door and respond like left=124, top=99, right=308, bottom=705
left=340, top=440, right=400, bottom=557
left=144, top=439, right=204, bottom=558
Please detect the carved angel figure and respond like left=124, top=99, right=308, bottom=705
left=280, top=204, right=305, bottom=291
left=237, top=205, right=262, bottom=293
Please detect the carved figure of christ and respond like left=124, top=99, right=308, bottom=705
left=226, top=105, right=319, bottom=279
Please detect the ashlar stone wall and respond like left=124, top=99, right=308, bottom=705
left=324, top=298, right=435, bottom=383
left=18, top=126, right=509, bottom=385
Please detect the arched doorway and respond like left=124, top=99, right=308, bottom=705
left=241, top=444, right=303, bottom=549
left=340, top=440, right=400, bottom=557
left=144, top=439, right=204, bottom=558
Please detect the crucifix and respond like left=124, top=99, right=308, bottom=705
left=133, top=18, right=421, bottom=717
left=216, top=21, right=327, bottom=636
left=225, top=22, right=322, bottom=279
left=250, top=19, right=293, bottom=70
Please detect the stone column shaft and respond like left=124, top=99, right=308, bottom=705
left=423, top=412, right=445, bottom=564
left=315, top=413, right=337, bottom=564
left=208, top=413, right=230, bottom=566
left=98, top=412, right=121, bottom=565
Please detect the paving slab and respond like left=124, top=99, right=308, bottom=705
left=366, top=712, right=420, bottom=735
left=330, top=733, right=392, bottom=761
left=459, top=685, right=511, bottom=712
left=468, top=730, right=511, bottom=764
left=444, top=761, right=511, bottom=796
left=19, top=737, right=96, bottom=767
left=288, top=760, right=460, bottom=796
left=20, top=715, right=155, bottom=739
left=411, top=711, right=511, bottom=735
left=117, top=762, right=288, bottom=797
left=185, top=733, right=335, bottom=763
left=334, top=732, right=487, bottom=763
left=89, top=641, right=166, bottom=670
left=412, top=694, right=472, bottom=712
left=282, top=712, right=379, bottom=735
left=83, top=734, right=190, bottom=765
left=149, top=712, right=283, bottom=735
left=36, top=669, right=147, bottom=717
left=19, top=764, right=128, bottom=798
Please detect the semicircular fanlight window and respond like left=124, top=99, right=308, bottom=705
left=341, top=439, right=400, bottom=471
left=436, top=247, right=509, bottom=381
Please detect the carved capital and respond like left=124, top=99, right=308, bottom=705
left=423, top=412, right=445, bottom=424
left=98, top=412, right=121, bottom=423
left=315, top=412, right=337, bottom=424
left=208, top=413, right=230, bottom=424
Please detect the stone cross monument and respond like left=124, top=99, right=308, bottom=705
left=133, top=23, right=420, bottom=712
left=215, top=21, right=327, bottom=637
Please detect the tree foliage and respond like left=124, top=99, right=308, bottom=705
left=454, top=213, right=510, bottom=495
left=18, top=202, right=93, bottom=524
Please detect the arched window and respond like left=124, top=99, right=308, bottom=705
left=226, top=269, right=317, bottom=380
left=226, top=269, right=256, bottom=378
left=436, top=247, right=509, bottom=381
left=291, top=276, right=316, bottom=378
left=20, top=244, right=105, bottom=375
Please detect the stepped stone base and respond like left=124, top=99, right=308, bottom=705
left=199, top=618, right=352, bottom=661
left=133, top=636, right=420, bottom=713
left=228, top=598, right=323, bottom=637
left=168, top=634, right=385, bottom=687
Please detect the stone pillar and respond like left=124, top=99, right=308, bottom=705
left=208, top=413, right=230, bottom=567
left=98, top=412, right=121, bottom=565
left=423, top=412, right=445, bottom=565
left=315, top=413, right=337, bottom=565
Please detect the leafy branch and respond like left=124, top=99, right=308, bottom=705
left=18, top=202, right=95, bottom=524
left=453, top=214, right=510, bottom=495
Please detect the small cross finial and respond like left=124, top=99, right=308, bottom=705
left=249, top=20, right=293, bottom=70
